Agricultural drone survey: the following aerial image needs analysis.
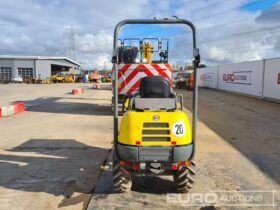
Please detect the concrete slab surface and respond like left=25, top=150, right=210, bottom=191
left=0, top=83, right=113, bottom=210
left=87, top=88, right=280, bottom=210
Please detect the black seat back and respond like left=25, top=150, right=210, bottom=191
left=139, top=76, right=170, bottom=98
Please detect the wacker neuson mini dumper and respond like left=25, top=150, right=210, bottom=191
left=111, top=19, right=200, bottom=193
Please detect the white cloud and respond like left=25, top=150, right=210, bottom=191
left=168, top=0, right=280, bottom=65
left=0, top=0, right=279, bottom=68
left=77, top=31, right=113, bottom=54
left=78, top=54, right=112, bottom=70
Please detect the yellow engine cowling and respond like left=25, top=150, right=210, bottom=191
left=119, top=111, right=192, bottom=146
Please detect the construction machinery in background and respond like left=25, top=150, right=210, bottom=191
left=49, top=74, right=64, bottom=83
left=49, top=73, right=75, bottom=83
left=105, top=74, right=112, bottom=82
left=174, top=72, right=194, bottom=90
left=112, top=19, right=200, bottom=193
left=100, top=73, right=112, bottom=83
left=89, top=70, right=101, bottom=83
left=21, top=76, right=51, bottom=84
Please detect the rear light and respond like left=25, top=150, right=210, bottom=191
left=120, top=160, right=131, bottom=166
left=171, top=163, right=178, bottom=170
left=133, top=163, right=139, bottom=170
left=171, top=141, right=177, bottom=145
left=179, top=161, right=191, bottom=167
left=136, top=141, right=141, bottom=145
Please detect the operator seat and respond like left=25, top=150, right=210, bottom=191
left=139, top=76, right=175, bottom=98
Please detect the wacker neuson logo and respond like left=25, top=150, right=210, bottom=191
left=166, top=190, right=276, bottom=207
left=223, top=71, right=252, bottom=85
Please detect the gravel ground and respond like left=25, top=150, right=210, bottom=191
left=0, top=83, right=113, bottom=210
left=87, top=88, right=280, bottom=210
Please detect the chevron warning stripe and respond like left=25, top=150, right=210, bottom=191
left=117, top=63, right=172, bottom=95
left=0, top=102, right=25, bottom=118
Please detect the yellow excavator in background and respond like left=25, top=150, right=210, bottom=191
left=49, top=73, right=75, bottom=83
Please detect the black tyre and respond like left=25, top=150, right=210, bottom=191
left=174, top=161, right=195, bottom=193
left=113, top=156, right=132, bottom=193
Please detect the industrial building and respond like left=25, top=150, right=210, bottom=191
left=0, top=55, right=81, bottom=81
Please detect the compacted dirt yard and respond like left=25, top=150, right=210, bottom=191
left=1, top=84, right=279, bottom=210
left=0, top=83, right=113, bottom=210
left=88, top=88, right=280, bottom=210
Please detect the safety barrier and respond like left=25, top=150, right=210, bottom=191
left=198, top=58, right=280, bottom=102
left=13, top=102, right=25, bottom=114
left=72, top=88, right=85, bottom=95
left=0, top=102, right=25, bottom=118
left=93, top=83, right=100, bottom=89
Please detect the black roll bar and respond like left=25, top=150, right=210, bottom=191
left=112, top=19, right=200, bottom=160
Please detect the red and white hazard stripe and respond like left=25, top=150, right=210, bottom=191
left=93, top=83, right=100, bottom=89
left=72, top=88, right=84, bottom=95
left=0, top=102, right=25, bottom=118
left=117, top=63, right=172, bottom=95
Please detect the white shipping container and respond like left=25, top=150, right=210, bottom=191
left=218, top=60, right=264, bottom=97
left=198, top=66, right=219, bottom=89
left=263, top=58, right=280, bottom=101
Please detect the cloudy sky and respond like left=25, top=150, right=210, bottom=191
left=0, top=0, right=279, bottom=69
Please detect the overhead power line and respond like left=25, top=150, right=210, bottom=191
left=187, top=0, right=229, bottom=14
left=122, top=0, right=274, bottom=38
left=173, top=44, right=277, bottom=57
left=197, top=9, right=280, bottom=32
left=174, top=25, right=280, bottom=47
left=192, top=0, right=271, bottom=22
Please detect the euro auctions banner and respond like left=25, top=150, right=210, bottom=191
left=198, top=66, right=218, bottom=89
left=263, top=58, right=280, bottom=100
left=218, top=60, right=264, bottom=97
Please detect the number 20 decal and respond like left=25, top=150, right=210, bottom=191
left=172, top=120, right=186, bottom=137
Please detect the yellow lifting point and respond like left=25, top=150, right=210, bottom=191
left=142, top=42, right=153, bottom=64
